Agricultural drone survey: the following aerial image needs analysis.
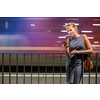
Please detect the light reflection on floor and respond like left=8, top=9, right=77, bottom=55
left=0, top=72, right=100, bottom=84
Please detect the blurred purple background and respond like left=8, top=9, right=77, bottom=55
left=0, top=17, right=100, bottom=53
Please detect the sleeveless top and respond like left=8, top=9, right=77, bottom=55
left=66, top=35, right=85, bottom=70
left=69, top=35, right=85, bottom=59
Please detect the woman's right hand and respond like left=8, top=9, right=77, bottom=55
left=63, top=43, right=69, bottom=49
left=63, top=41, right=70, bottom=57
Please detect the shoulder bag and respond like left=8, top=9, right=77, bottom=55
left=82, top=35, right=93, bottom=71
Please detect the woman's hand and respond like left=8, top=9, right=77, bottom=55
left=71, top=50, right=79, bottom=54
left=63, top=43, right=69, bottom=49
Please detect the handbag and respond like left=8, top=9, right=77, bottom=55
left=82, top=35, right=93, bottom=71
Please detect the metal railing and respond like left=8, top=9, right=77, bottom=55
left=0, top=53, right=99, bottom=84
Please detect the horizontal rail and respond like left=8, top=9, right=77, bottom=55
left=0, top=53, right=99, bottom=54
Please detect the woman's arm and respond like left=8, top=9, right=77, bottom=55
left=63, top=39, right=70, bottom=57
left=71, top=34, right=93, bottom=54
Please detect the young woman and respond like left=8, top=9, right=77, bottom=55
left=63, top=22, right=93, bottom=84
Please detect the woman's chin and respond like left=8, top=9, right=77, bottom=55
left=70, top=34, right=73, bottom=36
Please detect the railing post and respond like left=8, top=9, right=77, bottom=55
left=67, top=53, right=69, bottom=84
left=2, top=54, right=4, bottom=84
left=53, top=54, right=54, bottom=84
left=75, top=54, right=77, bottom=84
left=31, top=54, right=32, bottom=84
left=60, top=53, right=62, bottom=84
left=88, top=54, right=90, bottom=84
left=38, top=54, right=40, bottom=84
left=23, top=54, right=25, bottom=84
left=81, top=54, right=84, bottom=84
left=45, top=54, right=47, bottom=84
left=95, top=54, right=98, bottom=84
left=9, top=54, right=11, bottom=84
left=16, top=54, right=18, bottom=84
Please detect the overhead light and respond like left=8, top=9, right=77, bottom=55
left=94, top=42, right=99, bottom=43
left=88, top=37, right=94, bottom=39
left=65, top=23, right=79, bottom=25
left=5, top=21, right=8, bottom=29
left=58, top=35, right=70, bottom=38
left=66, top=18, right=79, bottom=20
left=61, top=30, right=67, bottom=32
left=93, top=24, right=100, bottom=26
left=81, top=31, right=92, bottom=33
left=23, top=18, right=50, bottom=20
left=63, top=25, right=66, bottom=27
left=92, top=45, right=100, bottom=47
left=58, top=36, right=66, bottom=38
left=30, top=24, right=35, bottom=26
left=48, top=30, right=51, bottom=32
left=93, top=19, right=100, bottom=21
left=65, top=35, right=70, bottom=37
left=57, top=41, right=61, bottom=43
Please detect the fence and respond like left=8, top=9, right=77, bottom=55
left=0, top=53, right=99, bottom=84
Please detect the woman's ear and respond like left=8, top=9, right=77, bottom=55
left=75, top=27, right=77, bottom=31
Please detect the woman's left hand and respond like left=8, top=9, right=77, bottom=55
left=71, top=50, right=79, bottom=54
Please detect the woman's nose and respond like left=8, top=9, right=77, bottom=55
left=68, top=32, right=71, bottom=34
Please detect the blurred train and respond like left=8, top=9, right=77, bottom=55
left=0, top=33, right=99, bottom=68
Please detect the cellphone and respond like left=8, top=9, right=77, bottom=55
left=63, top=41, right=67, bottom=44
left=63, top=41, right=67, bottom=46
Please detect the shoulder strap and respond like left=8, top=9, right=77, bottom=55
left=82, top=35, right=87, bottom=50
left=67, top=38, right=69, bottom=51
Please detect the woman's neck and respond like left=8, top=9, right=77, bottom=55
left=72, top=33, right=80, bottom=39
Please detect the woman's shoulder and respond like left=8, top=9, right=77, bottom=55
left=82, top=34, right=87, bottom=37
left=67, top=37, right=72, bottom=40
left=82, top=34, right=88, bottom=40
left=66, top=37, right=72, bottom=42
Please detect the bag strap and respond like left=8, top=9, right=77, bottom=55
left=67, top=39, right=70, bottom=53
left=82, top=35, right=91, bottom=58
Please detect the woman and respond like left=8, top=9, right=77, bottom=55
left=63, top=22, right=93, bottom=84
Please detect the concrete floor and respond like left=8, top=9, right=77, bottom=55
left=0, top=72, right=100, bottom=84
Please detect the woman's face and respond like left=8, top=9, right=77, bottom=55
left=66, top=26, right=77, bottom=37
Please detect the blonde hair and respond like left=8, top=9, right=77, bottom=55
left=65, top=22, right=78, bottom=33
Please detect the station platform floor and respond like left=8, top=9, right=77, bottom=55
left=0, top=72, right=100, bottom=84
